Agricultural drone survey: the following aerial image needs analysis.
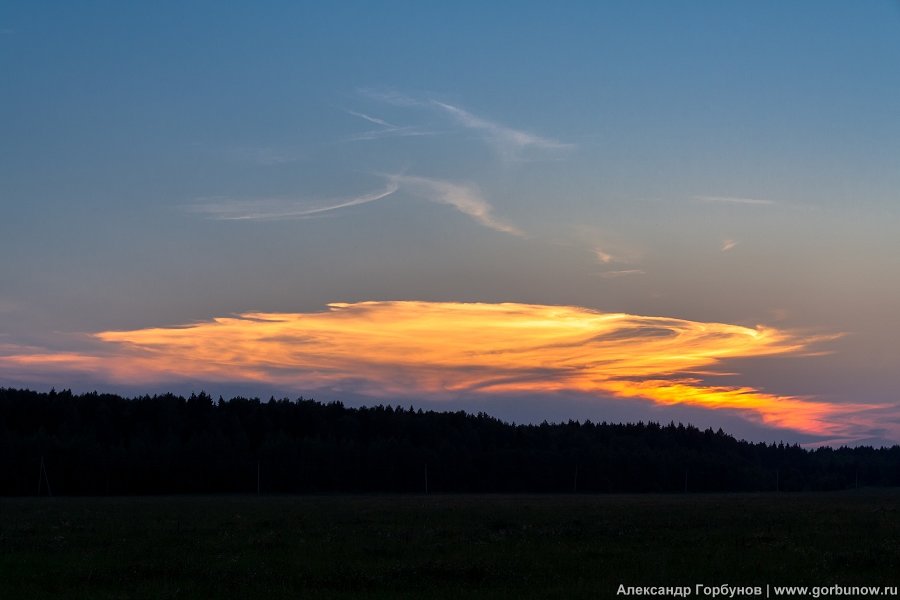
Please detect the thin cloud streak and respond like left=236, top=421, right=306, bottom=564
left=594, top=247, right=615, bottom=264
left=721, top=239, right=738, bottom=252
left=357, top=87, right=425, bottom=108
left=357, top=88, right=572, bottom=159
left=592, top=245, right=641, bottom=267
left=0, top=301, right=874, bottom=440
left=186, top=174, right=519, bottom=236
left=695, top=195, right=776, bottom=206
left=430, top=100, right=572, bottom=157
left=346, top=128, right=438, bottom=142
left=224, top=145, right=305, bottom=166
left=388, top=174, right=524, bottom=236
left=598, top=269, right=645, bottom=278
left=186, top=183, right=399, bottom=221
left=346, top=110, right=397, bottom=128
left=344, top=109, right=439, bottom=141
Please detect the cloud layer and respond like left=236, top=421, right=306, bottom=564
left=0, top=301, right=877, bottom=441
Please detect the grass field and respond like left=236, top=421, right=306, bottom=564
left=1, top=492, right=898, bottom=599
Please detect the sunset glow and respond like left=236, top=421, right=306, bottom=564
left=4, top=3, right=900, bottom=453
left=0, top=301, right=873, bottom=439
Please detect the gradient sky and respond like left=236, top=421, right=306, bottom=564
left=2, top=2, right=900, bottom=445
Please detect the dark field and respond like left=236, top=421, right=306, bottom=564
left=2, top=492, right=898, bottom=599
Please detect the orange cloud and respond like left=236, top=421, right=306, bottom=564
left=0, top=301, right=871, bottom=438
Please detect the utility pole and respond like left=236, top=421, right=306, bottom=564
left=37, top=456, right=52, bottom=497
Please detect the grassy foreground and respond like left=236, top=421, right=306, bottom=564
left=1, top=492, right=898, bottom=599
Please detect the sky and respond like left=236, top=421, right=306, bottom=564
left=2, top=1, right=900, bottom=446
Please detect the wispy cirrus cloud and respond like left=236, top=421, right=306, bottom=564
left=186, top=182, right=399, bottom=221
left=224, top=145, right=305, bottom=166
left=344, top=110, right=439, bottom=142
left=593, top=246, right=644, bottom=278
left=387, top=174, right=523, bottom=236
left=695, top=195, right=776, bottom=206
left=571, top=226, right=644, bottom=266
left=597, top=269, right=645, bottom=278
left=357, top=88, right=572, bottom=160
left=594, top=247, right=616, bottom=264
left=0, top=301, right=875, bottom=441
left=347, top=110, right=395, bottom=128
left=591, top=243, right=644, bottom=278
left=721, top=239, right=738, bottom=252
left=186, top=174, right=520, bottom=235
left=430, top=100, right=572, bottom=159
left=357, top=87, right=425, bottom=108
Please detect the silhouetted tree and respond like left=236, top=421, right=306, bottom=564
left=1, top=387, right=898, bottom=495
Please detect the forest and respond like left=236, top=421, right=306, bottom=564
left=1, top=387, right=899, bottom=495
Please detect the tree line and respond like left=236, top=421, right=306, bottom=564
left=1, top=387, right=898, bottom=495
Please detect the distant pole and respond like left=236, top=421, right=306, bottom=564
left=257, top=461, right=260, bottom=496
left=38, top=456, right=52, bottom=497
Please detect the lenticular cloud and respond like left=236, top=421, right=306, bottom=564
left=1, top=301, right=866, bottom=438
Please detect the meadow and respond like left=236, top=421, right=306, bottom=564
left=1, top=492, right=898, bottom=599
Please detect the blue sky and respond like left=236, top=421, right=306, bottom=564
left=2, top=2, right=900, bottom=445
